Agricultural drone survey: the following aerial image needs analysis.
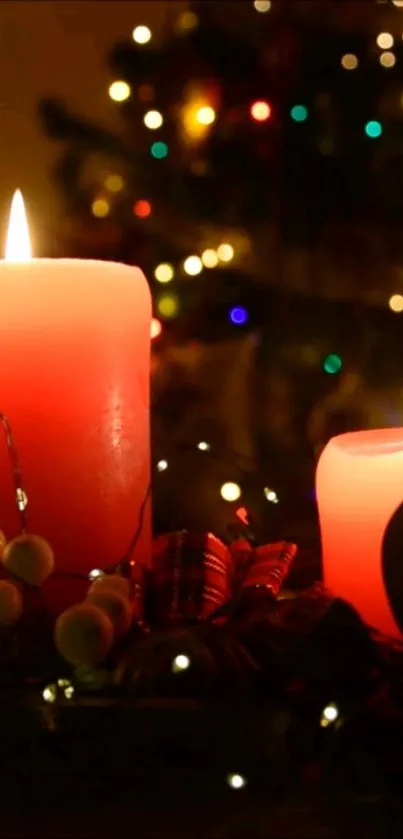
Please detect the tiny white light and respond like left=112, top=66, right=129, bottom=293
left=157, top=459, right=168, bottom=472
left=264, top=487, right=279, bottom=504
left=64, top=685, right=75, bottom=699
left=143, top=110, right=163, bottom=130
left=197, top=441, right=210, bottom=451
left=227, top=773, right=247, bottom=789
left=254, top=0, right=271, bottom=10
left=88, top=568, right=104, bottom=581
left=320, top=702, right=339, bottom=727
left=183, top=255, right=203, bottom=276
left=172, top=654, right=191, bottom=673
left=43, top=684, right=57, bottom=703
left=133, top=25, right=152, bottom=44
left=217, top=243, right=234, bottom=263
left=221, top=482, right=242, bottom=502
left=16, top=488, right=28, bottom=511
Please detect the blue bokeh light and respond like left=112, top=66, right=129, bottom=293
left=229, top=306, right=248, bottom=325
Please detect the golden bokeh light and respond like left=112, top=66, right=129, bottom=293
left=157, top=294, right=179, bottom=318
left=220, top=482, right=242, bottom=502
left=183, top=255, right=203, bottom=275
left=217, top=243, right=234, bottom=263
left=154, top=263, right=174, bottom=283
left=341, top=53, right=358, bottom=70
left=108, top=81, right=131, bottom=102
left=133, top=26, right=152, bottom=44
left=104, top=174, right=124, bottom=193
left=91, top=197, right=110, bottom=218
left=389, top=294, right=403, bottom=312
left=201, top=249, right=219, bottom=268
left=380, top=51, right=396, bottom=68
left=376, top=33, right=394, bottom=50
left=196, top=106, right=216, bottom=126
left=144, top=110, right=164, bottom=130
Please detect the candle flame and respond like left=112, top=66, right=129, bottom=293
left=5, top=190, right=32, bottom=261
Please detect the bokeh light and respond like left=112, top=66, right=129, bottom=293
left=323, top=354, right=343, bottom=374
left=254, top=0, right=271, bottom=11
left=196, top=106, right=216, bottom=125
left=392, top=0, right=403, bottom=6
left=108, top=81, right=131, bottom=102
left=264, top=487, right=279, bottom=504
left=229, top=306, right=248, bottom=325
left=172, top=654, right=191, bottom=673
left=201, top=249, right=219, bottom=268
left=341, top=53, right=358, bottom=70
left=183, top=255, right=203, bottom=276
left=133, top=199, right=152, bottom=218
left=91, top=197, right=110, bottom=218
left=151, top=318, right=162, bottom=339
left=197, top=441, right=210, bottom=451
left=389, top=294, right=403, bottom=312
left=365, top=120, right=382, bottom=138
left=157, top=293, right=179, bottom=319
left=154, top=263, right=174, bottom=283
left=376, top=33, right=394, bottom=50
left=151, top=142, right=168, bottom=159
left=250, top=100, right=271, bottom=122
left=290, top=104, right=308, bottom=122
left=144, top=110, right=164, bottom=129
left=104, top=174, right=124, bottom=193
left=217, top=243, right=234, bottom=262
left=220, top=482, right=242, bottom=502
left=176, top=11, right=199, bottom=31
left=227, top=773, right=247, bottom=789
left=133, top=25, right=152, bottom=44
left=157, top=459, right=168, bottom=472
left=380, top=51, right=396, bottom=68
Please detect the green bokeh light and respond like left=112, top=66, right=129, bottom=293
left=151, top=141, right=168, bottom=159
left=323, top=354, right=343, bottom=374
left=290, top=104, right=308, bottom=122
left=364, top=120, right=382, bottom=139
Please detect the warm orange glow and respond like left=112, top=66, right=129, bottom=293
left=316, top=428, right=403, bottom=638
left=5, top=190, right=32, bottom=261
left=250, top=100, right=271, bottom=122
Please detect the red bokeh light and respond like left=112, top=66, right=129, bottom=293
left=133, top=200, right=152, bottom=218
left=250, top=100, right=271, bottom=122
left=151, top=317, right=162, bottom=339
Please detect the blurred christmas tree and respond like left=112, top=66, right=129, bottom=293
left=38, top=0, right=403, bottom=543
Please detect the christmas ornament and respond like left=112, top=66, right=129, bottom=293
left=54, top=602, right=114, bottom=667
left=2, top=534, right=54, bottom=586
left=88, top=573, right=131, bottom=600
left=87, top=590, right=132, bottom=639
left=0, top=580, right=22, bottom=626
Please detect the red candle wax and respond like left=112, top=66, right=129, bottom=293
left=0, top=257, right=151, bottom=612
left=316, top=428, right=403, bottom=638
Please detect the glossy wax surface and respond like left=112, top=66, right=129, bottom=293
left=316, top=428, right=403, bottom=638
left=0, top=259, right=151, bottom=584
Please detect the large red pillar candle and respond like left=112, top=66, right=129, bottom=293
left=316, top=428, right=403, bottom=638
left=0, top=193, right=151, bottom=611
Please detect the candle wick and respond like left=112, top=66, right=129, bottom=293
left=0, top=412, right=28, bottom=533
